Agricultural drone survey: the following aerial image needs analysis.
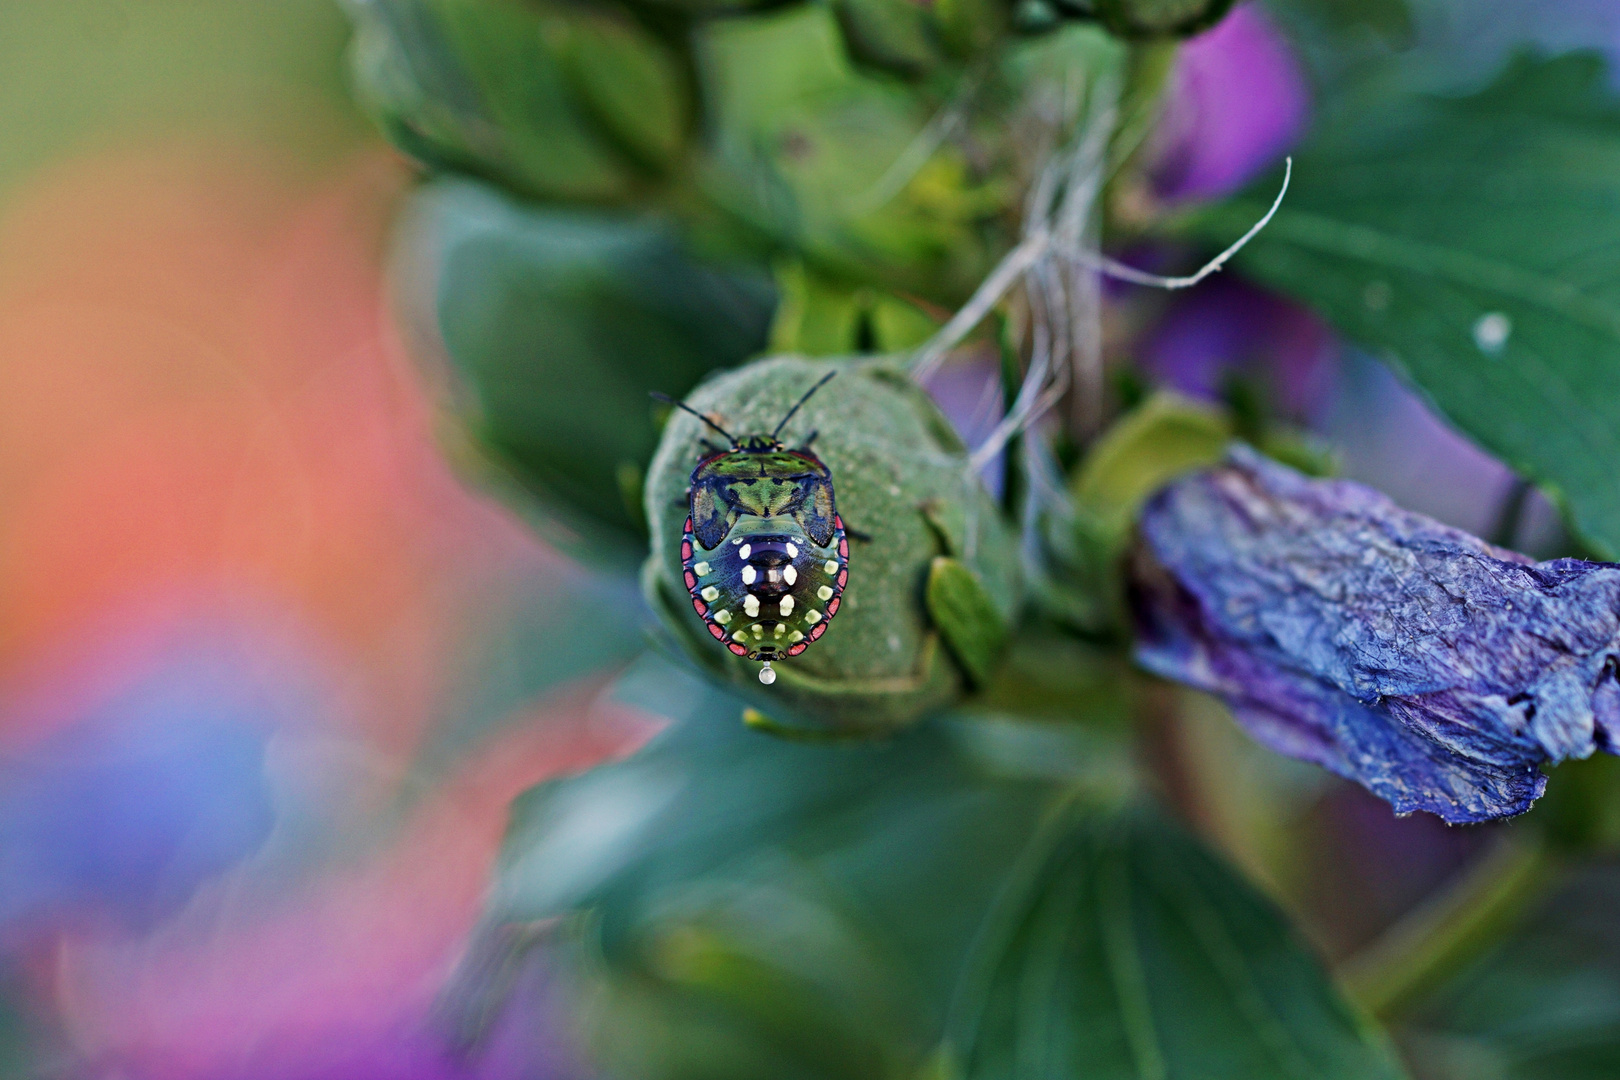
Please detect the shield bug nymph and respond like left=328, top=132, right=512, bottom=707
left=656, top=372, right=850, bottom=685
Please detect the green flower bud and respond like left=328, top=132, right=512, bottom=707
left=695, top=6, right=1005, bottom=303
left=550, top=10, right=692, bottom=174
left=1093, top=0, right=1235, bottom=39
left=644, top=356, right=1021, bottom=732
left=343, top=0, right=690, bottom=202
left=832, top=0, right=1006, bottom=79
left=832, top=0, right=947, bottom=78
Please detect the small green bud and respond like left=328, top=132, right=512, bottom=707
left=346, top=0, right=630, bottom=201
left=768, top=263, right=942, bottom=356
left=551, top=10, right=692, bottom=173
left=1032, top=392, right=1229, bottom=634
left=925, top=556, right=1008, bottom=686
left=832, top=0, right=1007, bottom=78
left=1093, top=0, right=1236, bottom=39
left=1071, top=391, right=1232, bottom=550
left=644, top=356, right=1021, bottom=733
left=695, top=6, right=1005, bottom=303
left=832, top=0, right=951, bottom=78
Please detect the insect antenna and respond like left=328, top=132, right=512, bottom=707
left=771, top=370, right=837, bottom=441
left=651, top=392, right=737, bottom=446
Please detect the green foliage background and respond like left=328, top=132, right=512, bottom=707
left=343, top=0, right=1620, bottom=1077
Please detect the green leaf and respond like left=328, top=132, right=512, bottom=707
left=478, top=657, right=1404, bottom=1080
left=1259, top=0, right=1414, bottom=85
left=344, top=0, right=684, bottom=202
left=958, top=810, right=1408, bottom=1080
left=1195, top=52, right=1620, bottom=555
left=1402, top=863, right=1620, bottom=1080
left=1264, top=0, right=1412, bottom=50
left=489, top=663, right=1067, bottom=1037
left=926, top=556, right=1009, bottom=686
left=403, top=178, right=774, bottom=564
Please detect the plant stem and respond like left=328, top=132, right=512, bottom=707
left=1337, top=831, right=1560, bottom=1019
left=1109, top=40, right=1178, bottom=178
left=1487, top=476, right=1533, bottom=549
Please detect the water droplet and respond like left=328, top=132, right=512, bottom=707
left=1473, top=312, right=1511, bottom=356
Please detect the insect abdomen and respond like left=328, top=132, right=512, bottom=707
left=682, top=512, right=848, bottom=663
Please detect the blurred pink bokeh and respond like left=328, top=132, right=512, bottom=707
left=0, top=142, right=652, bottom=1077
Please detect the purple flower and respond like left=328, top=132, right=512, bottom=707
left=1139, top=274, right=1336, bottom=423
left=1132, top=446, right=1620, bottom=823
left=1151, top=4, right=1311, bottom=203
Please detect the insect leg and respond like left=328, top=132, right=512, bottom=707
left=796, top=430, right=819, bottom=451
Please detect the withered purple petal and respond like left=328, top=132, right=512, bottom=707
left=1132, top=445, right=1620, bottom=823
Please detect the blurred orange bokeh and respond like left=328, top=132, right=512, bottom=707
left=0, top=135, right=651, bottom=1076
